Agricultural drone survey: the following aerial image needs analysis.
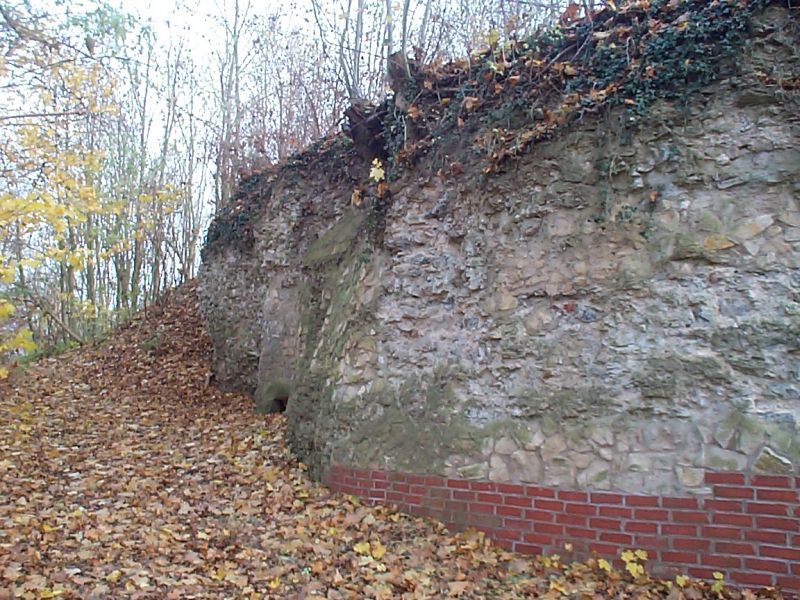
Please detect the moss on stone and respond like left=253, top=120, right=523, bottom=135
left=305, top=210, right=367, bottom=266
left=457, top=463, right=487, bottom=479
left=697, top=210, right=726, bottom=233
left=256, top=379, right=292, bottom=413
left=513, top=385, right=617, bottom=419
left=283, top=208, right=376, bottom=476
left=770, top=427, right=800, bottom=462
left=331, top=366, right=537, bottom=474
left=634, top=353, right=732, bottom=405
left=753, top=446, right=794, bottom=474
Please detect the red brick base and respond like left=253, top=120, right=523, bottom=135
left=326, top=465, right=800, bottom=593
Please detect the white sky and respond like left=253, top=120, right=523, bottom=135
left=119, top=0, right=316, bottom=47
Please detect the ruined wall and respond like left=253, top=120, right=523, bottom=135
left=200, top=6, right=800, bottom=497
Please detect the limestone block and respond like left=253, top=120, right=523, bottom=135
left=524, top=428, right=546, bottom=450
left=753, top=447, right=793, bottom=474
left=597, top=446, right=614, bottom=461
left=509, top=450, right=543, bottom=483
left=777, top=212, right=800, bottom=228
left=489, top=454, right=510, bottom=481
left=541, top=433, right=567, bottom=462
left=544, top=457, right=575, bottom=487
left=677, top=465, right=705, bottom=488
left=623, top=453, right=653, bottom=473
left=736, top=423, right=767, bottom=455
left=458, top=463, right=489, bottom=479
left=494, top=436, right=519, bottom=455
left=443, top=465, right=459, bottom=478
left=496, top=290, right=519, bottom=312
left=577, top=459, right=611, bottom=488
left=730, top=215, right=774, bottom=241
left=614, top=470, right=646, bottom=493
left=770, top=428, right=800, bottom=459
left=524, top=310, right=556, bottom=335
left=572, top=453, right=595, bottom=469
left=705, top=446, right=748, bottom=471
left=566, top=429, right=593, bottom=454
left=481, top=438, right=494, bottom=459
left=784, top=228, right=800, bottom=243
left=590, top=426, right=614, bottom=447
left=713, top=420, right=737, bottom=450
left=548, top=215, right=576, bottom=237
left=643, top=423, right=676, bottom=451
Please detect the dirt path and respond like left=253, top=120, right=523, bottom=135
left=0, top=284, right=782, bottom=599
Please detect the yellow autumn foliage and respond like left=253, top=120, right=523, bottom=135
left=0, top=38, right=119, bottom=371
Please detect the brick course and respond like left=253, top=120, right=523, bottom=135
left=326, top=465, right=800, bottom=594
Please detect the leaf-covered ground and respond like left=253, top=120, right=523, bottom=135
left=0, top=283, right=786, bottom=598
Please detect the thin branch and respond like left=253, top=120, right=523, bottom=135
left=13, top=286, right=85, bottom=345
left=0, top=110, right=88, bottom=122
left=0, top=4, right=56, bottom=48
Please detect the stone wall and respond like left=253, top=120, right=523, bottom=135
left=200, top=5, right=800, bottom=495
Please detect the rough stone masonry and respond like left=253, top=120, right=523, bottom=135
left=200, top=5, right=800, bottom=496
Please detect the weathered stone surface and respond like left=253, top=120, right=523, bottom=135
left=540, top=434, right=568, bottom=462
left=457, top=463, right=488, bottom=480
left=509, top=450, right=543, bottom=483
left=577, top=459, right=611, bottom=488
left=677, top=466, right=705, bottom=488
left=199, top=8, right=800, bottom=494
left=730, top=215, right=774, bottom=241
left=494, top=436, right=518, bottom=455
left=589, top=426, right=614, bottom=448
left=714, top=421, right=737, bottom=450
left=572, top=453, right=595, bottom=470
left=523, top=428, right=545, bottom=450
left=488, top=454, right=510, bottom=482
left=705, top=446, right=749, bottom=471
left=778, top=212, right=800, bottom=228
left=753, top=447, right=793, bottom=474
left=544, top=457, right=575, bottom=487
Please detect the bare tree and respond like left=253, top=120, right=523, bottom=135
left=212, top=0, right=255, bottom=210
